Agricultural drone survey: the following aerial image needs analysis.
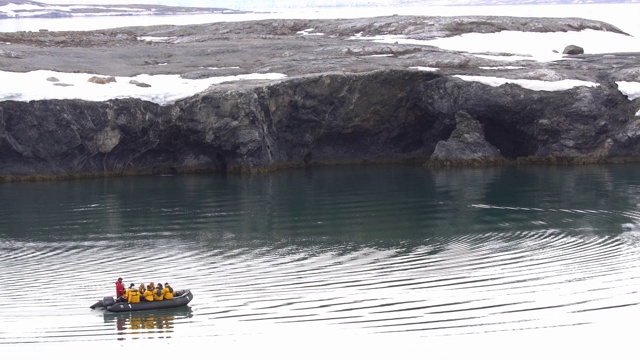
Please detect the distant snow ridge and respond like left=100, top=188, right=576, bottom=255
left=0, top=0, right=237, bottom=19
left=1, top=0, right=637, bottom=17
left=200, top=0, right=640, bottom=9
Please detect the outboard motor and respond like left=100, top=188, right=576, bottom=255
left=89, top=300, right=104, bottom=309
left=102, top=296, right=116, bottom=308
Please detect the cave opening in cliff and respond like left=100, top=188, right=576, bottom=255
left=214, top=153, right=227, bottom=173
left=303, top=152, right=312, bottom=165
left=482, top=119, right=537, bottom=160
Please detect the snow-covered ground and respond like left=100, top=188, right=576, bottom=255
left=0, top=70, right=286, bottom=105
left=1, top=3, right=640, bottom=106
left=365, top=29, right=640, bottom=62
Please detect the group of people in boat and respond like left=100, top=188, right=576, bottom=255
left=115, top=277, right=174, bottom=304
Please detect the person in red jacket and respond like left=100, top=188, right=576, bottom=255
left=115, top=277, right=125, bottom=299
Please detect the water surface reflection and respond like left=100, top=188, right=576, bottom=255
left=103, top=307, right=193, bottom=340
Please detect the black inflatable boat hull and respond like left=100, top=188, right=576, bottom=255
left=91, top=289, right=193, bottom=312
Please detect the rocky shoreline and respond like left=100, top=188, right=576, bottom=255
left=1, top=15, right=640, bottom=181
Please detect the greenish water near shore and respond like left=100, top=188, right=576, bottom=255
left=1, top=164, right=640, bottom=359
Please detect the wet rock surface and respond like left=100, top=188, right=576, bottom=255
left=0, top=15, right=639, bottom=179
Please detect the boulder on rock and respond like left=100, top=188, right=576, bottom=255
left=88, top=76, right=116, bottom=84
left=129, top=79, right=151, bottom=88
left=563, top=45, right=584, bottom=55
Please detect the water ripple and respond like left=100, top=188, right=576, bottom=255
left=2, top=166, right=640, bottom=349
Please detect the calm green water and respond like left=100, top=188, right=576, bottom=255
left=1, top=164, right=640, bottom=359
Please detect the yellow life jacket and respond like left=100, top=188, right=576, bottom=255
left=153, top=288, right=164, bottom=301
left=162, top=286, right=174, bottom=300
left=128, top=289, right=141, bottom=303
left=122, top=288, right=131, bottom=300
left=143, top=289, right=154, bottom=301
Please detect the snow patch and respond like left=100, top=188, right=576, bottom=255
left=0, top=70, right=287, bottom=106
left=410, top=66, right=439, bottom=72
left=137, top=36, right=176, bottom=43
left=479, top=66, right=526, bottom=70
left=356, top=29, right=638, bottom=63
left=350, top=33, right=406, bottom=42
left=454, top=75, right=598, bottom=91
left=297, top=28, right=325, bottom=36
left=616, top=81, right=640, bottom=101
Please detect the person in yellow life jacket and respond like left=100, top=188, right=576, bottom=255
left=121, top=283, right=135, bottom=302
left=142, top=285, right=154, bottom=302
left=153, top=283, right=164, bottom=301
left=128, top=287, right=141, bottom=304
left=138, top=283, right=146, bottom=295
left=162, top=283, right=174, bottom=300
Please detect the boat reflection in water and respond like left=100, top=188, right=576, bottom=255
left=103, top=307, right=193, bottom=340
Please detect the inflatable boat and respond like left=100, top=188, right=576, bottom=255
left=90, top=289, right=193, bottom=312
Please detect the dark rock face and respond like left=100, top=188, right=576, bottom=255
left=1, top=69, right=638, bottom=179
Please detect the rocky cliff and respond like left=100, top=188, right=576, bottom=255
left=2, top=69, right=638, bottom=179
left=1, top=15, right=639, bottom=179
